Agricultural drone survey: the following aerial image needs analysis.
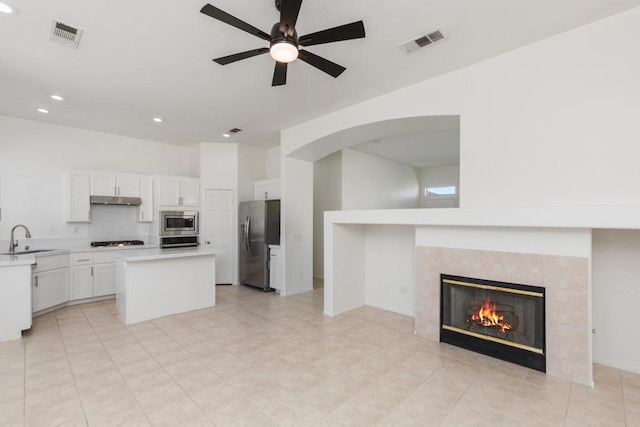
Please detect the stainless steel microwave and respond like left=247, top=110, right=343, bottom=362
left=160, top=210, right=199, bottom=236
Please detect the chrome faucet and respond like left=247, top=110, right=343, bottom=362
left=9, top=224, right=32, bottom=253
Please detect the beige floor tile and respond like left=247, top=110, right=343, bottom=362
left=5, top=286, right=637, bottom=426
left=208, top=398, right=276, bottom=427
left=441, top=400, right=509, bottom=427
left=190, top=382, right=242, bottom=416
left=146, top=397, right=207, bottom=425
left=173, top=369, right=225, bottom=397
left=131, top=381, right=188, bottom=415
left=378, top=397, right=448, bottom=426
left=25, top=395, right=85, bottom=426
left=567, top=383, right=626, bottom=425
left=268, top=397, right=327, bottom=427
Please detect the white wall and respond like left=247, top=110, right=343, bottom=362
left=341, top=149, right=419, bottom=210
left=188, top=144, right=201, bottom=178
left=282, top=157, right=313, bottom=296
left=280, top=8, right=640, bottom=308
left=0, top=115, right=189, bottom=241
left=237, top=144, right=266, bottom=203
left=265, top=146, right=281, bottom=179
left=364, top=225, right=415, bottom=316
left=592, top=229, right=640, bottom=374
left=419, top=164, right=460, bottom=207
left=313, top=151, right=342, bottom=279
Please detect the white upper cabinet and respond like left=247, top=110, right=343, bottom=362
left=117, top=175, right=141, bottom=197
left=157, top=176, right=200, bottom=207
left=180, top=178, right=200, bottom=206
left=254, top=178, right=281, bottom=200
left=66, top=171, right=91, bottom=222
left=91, top=173, right=140, bottom=197
left=138, top=176, right=153, bottom=222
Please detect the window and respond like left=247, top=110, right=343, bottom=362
left=425, top=186, right=456, bottom=197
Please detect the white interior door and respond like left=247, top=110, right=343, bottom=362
left=205, top=189, right=234, bottom=284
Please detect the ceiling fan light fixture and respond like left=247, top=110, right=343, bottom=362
left=0, top=1, right=18, bottom=15
left=270, top=41, right=298, bottom=63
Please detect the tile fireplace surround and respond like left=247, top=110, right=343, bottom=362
left=415, top=246, right=590, bottom=385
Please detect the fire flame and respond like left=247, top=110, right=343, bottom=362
left=470, top=297, right=513, bottom=333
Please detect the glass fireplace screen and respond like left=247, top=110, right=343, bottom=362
left=441, top=274, right=545, bottom=355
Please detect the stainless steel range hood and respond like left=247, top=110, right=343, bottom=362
left=90, top=195, right=142, bottom=206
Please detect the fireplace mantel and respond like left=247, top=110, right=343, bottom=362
left=324, top=204, right=640, bottom=229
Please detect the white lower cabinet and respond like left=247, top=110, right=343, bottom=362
left=33, top=254, right=70, bottom=313
left=72, top=251, right=117, bottom=300
left=94, top=263, right=116, bottom=296
left=269, top=246, right=280, bottom=291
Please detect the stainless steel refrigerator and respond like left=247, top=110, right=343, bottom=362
left=239, top=200, right=280, bottom=291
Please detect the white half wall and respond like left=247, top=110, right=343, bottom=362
left=592, top=229, right=640, bottom=374
left=341, top=149, right=419, bottom=210
left=364, top=225, right=415, bottom=316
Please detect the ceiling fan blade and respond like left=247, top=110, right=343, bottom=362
left=297, top=50, right=346, bottom=78
left=200, top=4, right=271, bottom=41
left=213, top=48, right=269, bottom=65
left=279, top=0, right=303, bottom=37
left=272, top=62, right=288, bottom=86
left=299, top=20, right=365, bottom=47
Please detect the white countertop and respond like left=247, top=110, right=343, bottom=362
left=67, top=244, right=159, bottom=253
left=0, top=254, right=36, bottom=268
left=0, top=249, right=70, bottom=268
left=116, top=247, right=220, bottom=262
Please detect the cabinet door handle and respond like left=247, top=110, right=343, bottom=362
left=91, top=266, right=94, bottom=276
left=34, top=276, right=38, bottom=287
left=141, top=211, right=144, bottom=221
left=179, top=196, right=183, bottom=205
left=77, top=258, right=90, bottom=262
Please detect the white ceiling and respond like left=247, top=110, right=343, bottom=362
left=1, top=0, right=639, bottom=149
left=350, top=116, right=460, bottom=169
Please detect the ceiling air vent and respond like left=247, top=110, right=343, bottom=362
left=49, top=19, right=83, bottom=49
left=399, top=28, right=446, bottom=54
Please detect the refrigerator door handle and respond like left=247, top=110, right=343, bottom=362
left=245, top=216, right=251, bottom=252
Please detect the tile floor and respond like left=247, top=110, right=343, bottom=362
left=0, top=285, right=638, bottom=426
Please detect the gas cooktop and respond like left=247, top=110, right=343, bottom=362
left=90, top=240, right=145, bottom=248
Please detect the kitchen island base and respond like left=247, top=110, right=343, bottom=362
left=116, top=250, right=216, bottom=325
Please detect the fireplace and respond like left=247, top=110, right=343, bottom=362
left=440, top=274, right=546, bottom=372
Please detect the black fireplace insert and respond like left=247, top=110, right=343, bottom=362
left=440, top=274, right=546, bottom=372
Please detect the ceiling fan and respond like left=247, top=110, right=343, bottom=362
left=200, top=0, right=365, bottom=86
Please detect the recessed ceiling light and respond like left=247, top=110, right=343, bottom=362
left=222, top=133, right=230, bottom=138
left=153, top=117, right=162, bottom=123
left=0, top=1, right=18, bottom=15
left=37, top=108, right=49, bottom=114
left=50, top=95, right=64, bottom=101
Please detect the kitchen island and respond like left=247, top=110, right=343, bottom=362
left=115, top=248, right=217, bottom=325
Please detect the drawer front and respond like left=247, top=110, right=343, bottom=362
left=34, top=254, right=70, bottom=273
left=93, top=251, right=118, bottom=264
left=71, top=253, right=93, bottom=266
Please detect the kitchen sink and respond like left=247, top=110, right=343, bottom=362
left=1, top=249, right=56, bottom=256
